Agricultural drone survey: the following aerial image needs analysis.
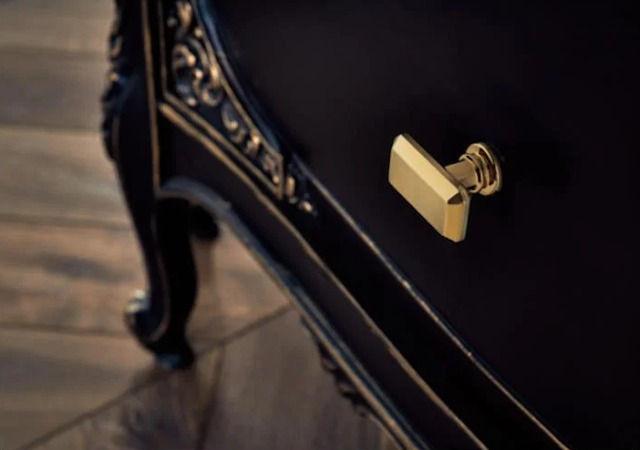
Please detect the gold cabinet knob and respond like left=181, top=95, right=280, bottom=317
left=388, top=134, right=502, bottom=242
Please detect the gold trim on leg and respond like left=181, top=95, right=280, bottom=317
left=142, top=0, right=171, bottom=343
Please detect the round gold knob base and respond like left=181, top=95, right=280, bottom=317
left=461, top=143, right=503, bottom=196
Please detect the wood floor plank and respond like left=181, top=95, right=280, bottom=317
left=25, top=348, right=222, bottom=450
left=203, top=310, right=382, bottom=450
left=79, top=349, right=221, bottom=450
left=0, top=223, right=290, bottom=448
left=0, top=0, right=113, bottom=20
left=0, top=7, right=111, bottom=54
left=188, top=227, right=290, bottom=352
left=0, top=48, right=106, bottom=130
left=0, top=126, right=128, bottom=225
left=27, top=312, right=382, bottom=450
left=0, top=221, right=144, bottom=334
left=0, top=328, right=154, bottom=450
left=0, top=220, right=289, bottom=340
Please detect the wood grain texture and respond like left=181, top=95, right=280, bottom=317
left=0, top=126, right=128, bottom=226
left=24, top=348, right=222, bottom=450
left=0, top=221, right=291, bottom=447
left=79, top=349, right=221, bottom=450
left=0, top=328, right=154, bottom=450
left=203, top=310, right=382, bottom=450
left=0, top=219, right=289, bottom=339
left=0, top=6, right=111, bottom=54
left=0, top=48, right=106, bottom=130
left=0, top=0, right=111, bottom=58
left=188, top=228, right=290, bottom=352
left=0, top=0, right=112, bottom=20
left=22, top=425, right=85, bottom=450
left=0, top=221, right=144, bottom=334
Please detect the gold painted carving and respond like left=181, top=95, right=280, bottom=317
left=166, top=0, right=315, bottom=214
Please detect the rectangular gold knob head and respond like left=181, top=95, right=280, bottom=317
left=388, top=134, right=470, bottom=242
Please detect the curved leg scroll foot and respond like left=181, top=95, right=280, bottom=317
left=102, top=0, right=201, bottom=370
left=124, top=291, right=195, bottom=370
left=123, top=197, right=203, bottom=370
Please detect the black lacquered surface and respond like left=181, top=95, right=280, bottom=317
left=209, top=2, right=640, bottom=448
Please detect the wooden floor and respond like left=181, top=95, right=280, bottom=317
left=0, top=1, right=382, bottom=449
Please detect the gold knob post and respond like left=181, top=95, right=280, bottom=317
left=388, top=134, right=502, bottom=242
